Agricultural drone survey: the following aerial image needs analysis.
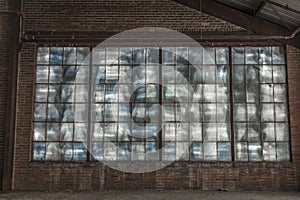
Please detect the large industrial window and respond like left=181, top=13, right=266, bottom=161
left=33, top=46, right=290, bottom=162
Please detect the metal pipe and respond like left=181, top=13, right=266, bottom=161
left=285, top=27, right=300, bottom=39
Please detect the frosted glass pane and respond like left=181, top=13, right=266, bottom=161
left=263, top=142, right=276, bottom=161
left=232, top=47, right=244, bottom=64
left=249, top=143, right=262, bottom=161
left=204, top=142, right=217, bottom=160
left=218, top=142, right=231, bottom=161
left=33, top=142, right=45, bottom=160
left=37, top=47, right=49, bottom=64
left=235, top=142, right=248, bottom=161
left=262, top=123, right=275, bottom=141
left=35, top=85, right=48, bottom=102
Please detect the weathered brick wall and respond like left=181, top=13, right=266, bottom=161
left=11, top=0, right=300, bottom=191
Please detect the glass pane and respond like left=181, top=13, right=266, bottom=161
left=217, top=123, right=230, bottom=141
left=203, top=47, right=215, bottom=65
left=191, top=123, right=202, bottom=141
left=246, top=47, right=259, bottom=64
left=147, top=48, right=159, bottom=64
left=46, top=142, right=59, bottom=160
left=203, top=123, right=217, bottom=141
left=74, top=123, right=87, bottom=141
left=246, top=66, right=259, bottom=83
left=233, top=65, right=244, bottom=83
left=146, top=66, right=159, bottom=83
left=233, top=84, right=246, bottom=102
left=248, top=123, right=261, bottom=141
left=33, top=142, right=46, bottom=160
left=260, top=65, right=272, bottom=83
left=203, top=142, right=217, bottom=160
left=260, top=84, right=273, bottom=102
left=276, top=123, right=289, bottom=141
left=47, top=104, right=61, bottom=121
left=33, top=123, right=45, bottom=141
left=119, top=142, right=131, bottom=160
left=62, top=104, right=74, bottom=122
left=60, top=143, right=73, bottom=160
left=132, top=142, right=145, bottom=161
left=258, top=47, right=272, bottom=64
left=262, top=123, right=275, bottom=141
left=272, top=46, right=285, bottom=64
left=162, top=142, right=175, bottom=161
left=247, top=83, right=259, bottom=102
left=176, top=47, right=188, bottom=64
left=190, top=65, right=202, bottom=83
left=61, top=85, right=75, bottom=102
left=273, top=65, right=286, bottom=83
left=91, top=142, right=104, bottom=160
left=34, top=104, right=46, bottom=121
left=217, top=85, right=229, bottom=102
left=203, top=104, right=216, bottom=122
left=274, top=84, right=286, bottom=102
left=216, top=48, right=228, bottom=64
left=217, top=104, right=229, bottom=122
left=249, top=143, right=262, bottom=161
left=176, top=65, right=189, bottom=82
left=247, top=104, right=259, bottom=122
left=77, top=47, right=90, bottom=65
left=190, top=142, right=202, bottom=160
left=47, top=123, right=60, bottom=141
left=232, top=47, right=244, bottom=64
left=93, top=48, right=106, bottom=65
left=62, top=66, right=77, bottom=83
left=106, top=65, right=119, bottom=83
left=203, top=85, right=216, bottom=103
left=162, top=48, right=175, bottom=64
left=76, top=66, right=89, bottom=83
left=263, top=142, right=276, bottom=161
left=163, top=123, right=176, bottom=141
left=50, top=47, right=63, bottom=65
left=104, top=123, right=117, bottom=141
left=275, top=104, right=288, bottom=121
left=48, top=85, right=60, bottom=102
left=37, top=47, right=49, bottom=64
left=35, top=85, right=48, bottom=102
left=261, top=104, right=274, bottom=121
left=60, top=123, right=73, bottom=141
left=189, top=47, right=203, bottom=65
left=36, top=66, right=48, bottom=83
left=63, top=47, right=76, bottom=64
left=176, top=123, right=188, bottom=141
left=216, top=65, right=228, bottom=83
left=203, top=65, right=216, bottom=83
left=133, top=48, right=145, bottom=64
left=106, top=48, right=118, bottom=65
left=218, top=142, right=231, bottom=161
left=74, top=143, right=87, bottom=160
left=104, top=142, right=117, bottom=160
left=235, top=142, right=248, bottom=161
left=277, top=143, right=290, bottom=161
left=234, top=104, right=246, bottom=122
left=235, top=123, right=247, bottom=141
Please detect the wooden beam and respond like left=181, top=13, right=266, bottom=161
left=171, top=0, right=300, bottom=49
left=254, top=1, right=267, bottom=16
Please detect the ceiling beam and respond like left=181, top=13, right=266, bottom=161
left=253, top=1, right=267, bottom=16
left=171, top=0, right=300, bottom=49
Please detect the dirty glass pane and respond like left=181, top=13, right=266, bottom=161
left=106, top=48, right=119, bottom=65
left=162, top=142, right=175, bottom=161
left=277, top=143, right=290, bottom=161
left=234, top=123, right=247, bottom=141
left=190, top=142, right=202, bottom=160
left=261, top=104, right=274, bottom=121
left=275, top=104, right=288, bottom=121
left=47, top=123, right=60, bottom=141
left=203, top=85, right=216, bottom=102
left=233, top=84, right=246, bottom=102
left=249, top=143, right=262, bottom=161
left=235, top=142, right=248, bottom=161
left=176, top=142, right=189, bottom=161
left=262, top=123, right=275, bottom=141
left=216, top=48, right=228, bottom=64
left=63, top=47, right=76, bottom=65
left=119, top=142, right=131, bottom=160
left=34, top=104, right=47, bottom=121
left=232, top=47, right=244, bottom=64
left=60, top=143, right=73, bottom=160
left=203, top=123, right=217, bottom=141
left=258, top=47, right=272, bottom=64
left=35, top=85, right=48, bottom=102
left=274, top=84, right=286, bottom=102
left=203, top=104, right=216, bottom=122
left=247, top=104, right=259, bottom=122
left=33, top=142, right=46, bottom=160
left=91, top=142, right=104, bottom=160
left=260, top=84, right=273, bottom=102
left=74, top=143, right=87, bottom=160
left=260, top=65, right=272, bottom=83
left=33, top=123, right=45, bottom=141
left=204, top=142, right=217, bottom=160
left=203, top=65, right=216, bottom=83
left=248, top=123, right=261, bottom=141
left=276, top=123, right=289, bottom=141
left=50, top=47, right=63, bottom=65
left=62, top=66, right=77, bottom=83
left=246, top=47, right=259, bottom=64
left=246, top=66, right=259, bottom=83
left=47, top=104, right=60, bottom=121
left=234, top=104, right=246, bottom=122
left=104, top=104, right=114, bottom=121
left=263, top=142, right=276, bottom=161
left=74, top=123, right=87, bottom=141
left=273, top=65, right=286, bottom=83
left=272, top=46, right=285, bottom=64
left=37, top=47, right=49, bottom=64
left=176, top=47, right=188, bottom=64
left=163, top=123, right=176, bottom=141
left=36, top=66, right=49, bottom=83
left=218, top=142, right=231, bottom=161
left=48, top=85, right=60, bottom=102
left=247, top=83, right=259, bottom=102
left=75, top=85, right=88, bottom=102
left=162, top=48, right=175, bottom=64
left=60, top=123, right=73, bottom=141
left=46, top=142, right=59, bottom=160
left=233, top=65, right=244, bottom=83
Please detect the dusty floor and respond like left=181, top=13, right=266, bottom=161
left=0, top=190, right=299, bottom=200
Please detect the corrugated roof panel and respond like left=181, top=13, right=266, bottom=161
left=270, top=0, right=300, bottom=13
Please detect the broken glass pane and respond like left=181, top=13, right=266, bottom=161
left=275, top=103, right=288, bottom=121
left=46, top=142, right=59, bottom=160
left=49, top=66, right=62, bottom=83
left=47, top=123, right=60, bottom=141
left=261, top=104, right=274, bottom=121
left=235, top=142, right=248, bottom=161
left=203, top=123, right=217, bottom=141
left=190, top=142, right=202, bottom=160
left=47, top=104, right=61, bottom=121
left=260, top=65, right=272, bottom=83
left=33, top=142, right=46, bottom=160
left=33, top=123, right=45, bottom=141
left=217, top=104, right=229, bottom=122
left=261, top=123, right=275, bottom=141
left=216, top=65, right=228, bottom=83
left=35, top=85, right=48, bottom=102
left=234, top=123, right=247, bottom=141
left=246, top=66, right=259, bottom=83
left=277, top=143, right=290, bottom=161
left=60, top=143, right=73, bottom=160
left=162, top=142, right=175, bottom=161
left=217, top=123, right=230, bottom=141
left=233, top=65, right=244, bottom=83
left=74, top=123, right=87, bottom=141
left=274, top=84, right=286, bottom=102
left=60, top=123, right=73, bottom=141
left=260, top=84, right=273, bottom=102
left=232, top=47, right=244, bottom=64
left=74, top=143, right=87, bottom=160
left=216, top=48, right=229, bottom=64
left=233, top=84, right=246, bottom=102
left=133, top=48, right=145, bottom=64
left=218, top=142, right=231, bottom=161
left=48, top=85, right=60, bottom=102
left=63, top=47, right=76, bottom=65
left=248, top=123, right=261, bottom=141
left=247, top=104, right=259, bottom=122
left=50, top=47, right=63, bottom=65
left=91, top=142, right=104, bottom=160
left=204, top=142, right=217, bottom=160
left=273, top=65, right=286, bottom=83
left=276, top=123, right=289, bottom=141
left=258, top=47, right=272, bottom=64
left=272, top=46, right=285, bottom=64
left=37, top=47, right=49, bottom=64
left=176, top=47, right=188, bottom=64
left=118, top=142, right=131, bottom=160
left=61, top=85, right=75, bottom=102
left=203, top=85, right=216, bottom=103
left=62, top=66, right=77, bottom=83
left=203, top=65, right=216, bottom=83
left=146, top=48, right=159, bottom=64
left=246, top=47, right=259, bottom=64
left=234, top=104, right=246, bottom=122
left=263, top=142, right=276, bottom=161
left=249, top=143, right=262, bottom=161
left=36, top=66, right=48, bottom=83
left=203, top=104, right=217, bottom=122
left=163, top=123, right=176, bottom=141
left=34, top=104, right=46, bottom=121
left=247, top=84, right=259, bottom=102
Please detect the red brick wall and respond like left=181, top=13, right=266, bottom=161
left=10, top=0, right=300, bottom=191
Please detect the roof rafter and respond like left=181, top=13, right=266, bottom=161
left=171, top=0, right=300, bottom=49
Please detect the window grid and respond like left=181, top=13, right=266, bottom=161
left=33, top=46, right=290, bottom=162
